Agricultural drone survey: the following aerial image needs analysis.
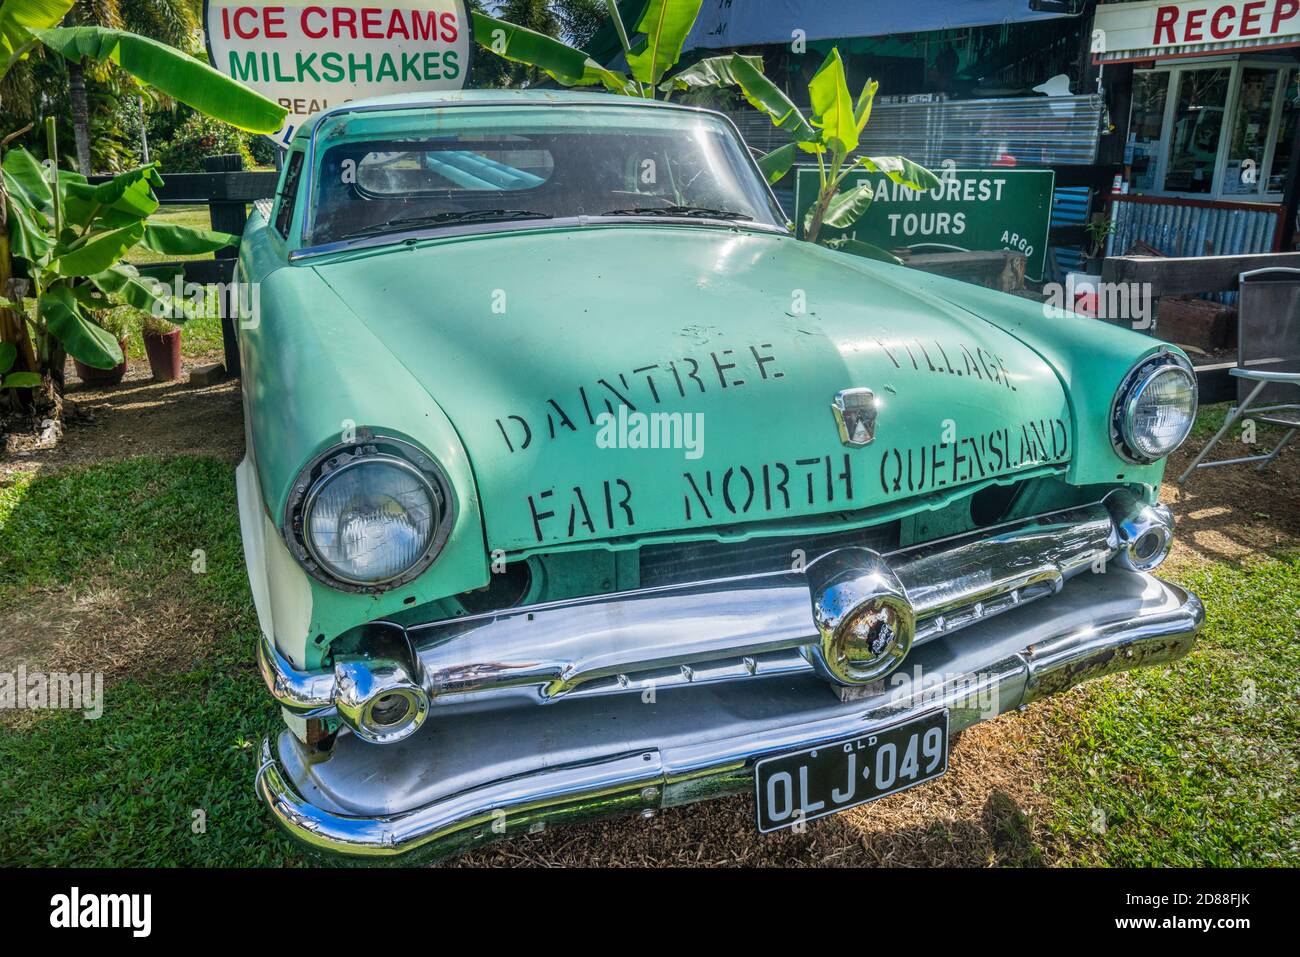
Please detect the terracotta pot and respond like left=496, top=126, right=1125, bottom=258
left=143, top=329, right=183, bottom=382
left=73, top=337, right=128, bottom=387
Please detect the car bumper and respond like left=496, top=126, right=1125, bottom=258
left=257, top=569, right=1202, bottom=861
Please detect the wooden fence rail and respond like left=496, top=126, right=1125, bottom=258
left=87, top=154, right=279, bottom=378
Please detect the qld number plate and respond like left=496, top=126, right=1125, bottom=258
left=754, top=711, right=949, bottom=833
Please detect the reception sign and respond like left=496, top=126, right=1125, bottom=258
left=204, top=1, right=473, bottom=147
left=794, top=167, right=1055, bottom=282
left=1093, top=0, right=1300, bottom=63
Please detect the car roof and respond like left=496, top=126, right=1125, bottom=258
left=291, top=89, right=692, bottom=146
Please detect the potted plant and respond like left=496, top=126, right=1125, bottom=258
left=1065, top=215, right=1119, bottom=317
left=1083, top=214, right=1117, bottom=272
left=142, top=312, right=182, bottom=381
left=72, top=307, right=132, bottom=386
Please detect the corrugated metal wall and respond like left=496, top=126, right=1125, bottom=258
left=1107, top=198, right=1282, bottom=303
left=1050, top=185, right=1091, bottom=282
left=729, top=94, right=1102, bottom=167
left=1107, top=199, right=1280, bottom=260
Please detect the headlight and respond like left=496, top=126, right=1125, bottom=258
left=1111, top=354, right=1198, bottom=464
left=285, top=435, right=453, bottom=591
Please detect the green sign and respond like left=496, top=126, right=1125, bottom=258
left=793, top=168, right=1056, bottom=282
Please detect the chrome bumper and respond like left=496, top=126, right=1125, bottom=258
left=259, top=491, right=1174, bottom=740
left=257, top=569, right=1202, bottom=860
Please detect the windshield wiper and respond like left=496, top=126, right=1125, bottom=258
left=339, top=209, right=552, bottom=240
left=600, top=204, right=753, bottom=221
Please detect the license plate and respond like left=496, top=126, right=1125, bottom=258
left=754, top=711, right=949, bottom=833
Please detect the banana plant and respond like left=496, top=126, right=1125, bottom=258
left=3, top=137, right=235, bottom=376
left=0, top=339, right=38, bottom=388
left=0, top=0, right=286, bottom=400
left=730, top=48, right=942, bottom=258
left=472, top=0, right=755, bottom=100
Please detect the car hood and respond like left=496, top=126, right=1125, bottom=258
left=313, top=225, right=1071, bottom=553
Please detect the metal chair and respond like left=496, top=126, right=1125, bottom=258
left=1178, top=268, right=1300, bottom=484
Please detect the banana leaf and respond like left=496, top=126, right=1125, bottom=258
left=815, top=180, right=875, bottom=231
left=0, top=0, right=73, bottom=77
left=140, top=223, right=238, bottom=256
left=32, top=27, right=285, bottom=133
left=2, top=371, right=41, bottom=388
left=472, top=12, right=629, bottom=93
left=857, top=156, right=941, bottom=193
left=6, top=189, right=54, bottom=260
left=39, top=285, right=122, bottom=368
left=659, top=54, right=761, bottom=93
left=854, top=79, right=879, bottom=135
left=808, top=48, right=858, bottom=157
left=2, top=147, right=52, bottom=212
left=89, top=262, right=194, bottom=321
left=626, top=0, right=703, bottom=87
left=729, top=54, right=819, bottom=149
left=756, top=143, right=796, bottom=185
left=51, top=222, right=146, bottom=277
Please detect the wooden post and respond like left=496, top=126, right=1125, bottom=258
left=204, top=153, right=247, bottom=378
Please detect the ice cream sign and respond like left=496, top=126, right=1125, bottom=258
left=204, top=1, right=473, bottom=147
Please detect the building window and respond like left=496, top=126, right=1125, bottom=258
left=1165, top=67, right=1230, bottom=194
left=1268, top=69, right=1300, bottom=194
left=1129, top=59, right=1297, bottom=202
left=1130, top=71, right=1170, bottom=191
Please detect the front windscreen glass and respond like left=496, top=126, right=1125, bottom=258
left=308, top=105, right=783, bottom=246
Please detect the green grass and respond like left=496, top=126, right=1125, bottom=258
left=0, top=458, right=300, bottom=866
left=1038, top=552, right=1300, bottom=866
left=0, top=411, right=1296, bottom=866
left=127, top=206, right=225, bottom=267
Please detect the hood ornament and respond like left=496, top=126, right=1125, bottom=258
left=832, top=389, right=878, bottom=447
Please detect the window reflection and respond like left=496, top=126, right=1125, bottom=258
left=1223, top=68, right=1279, bottom=196
left=1130, top=72, right=1170, bottom=192
left=1165, top=68, right=1230, bottom=194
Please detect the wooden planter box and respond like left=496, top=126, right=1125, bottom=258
left=1156, top=297, right=1238, bottom=351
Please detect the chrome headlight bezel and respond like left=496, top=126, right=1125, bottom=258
left=1110, top=352, right=1198, bottom=465
left=283, top=432, right=454, bottom=593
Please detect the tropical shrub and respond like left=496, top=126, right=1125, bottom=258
left=2, top=141, right=237, bottom=377
left=0, top=0, right=285, bottom=409
left=473, top=0, right=754, bottom=101
left=155, top=113, right=255, bottom=173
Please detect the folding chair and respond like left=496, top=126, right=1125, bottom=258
left=1178, top=268, right=1300, bottom=485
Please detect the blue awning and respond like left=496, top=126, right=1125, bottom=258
left=684, top=0, right=1072, bottom=51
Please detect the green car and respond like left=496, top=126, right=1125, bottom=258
left=241, top=90, right=1202, bottom=860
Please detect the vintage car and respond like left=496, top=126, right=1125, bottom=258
left=239, top=89, right=1203, bottom=860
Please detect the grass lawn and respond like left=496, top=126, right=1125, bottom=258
left=0, top=408, right=1296, bottom=866
left=1036, top=555, right=1299, bottom=865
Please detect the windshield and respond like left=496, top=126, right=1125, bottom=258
left=307, top=105, right=783, bottom=246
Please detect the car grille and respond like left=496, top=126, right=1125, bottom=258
left=638, top=520, right=901, bottom=588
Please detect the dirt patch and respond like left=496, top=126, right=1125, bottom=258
left=1161, top=438, right=1300, bottom=566
left=1, top=353, right=244, bottom=477
left=0, top=572, right=227, bottom=681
